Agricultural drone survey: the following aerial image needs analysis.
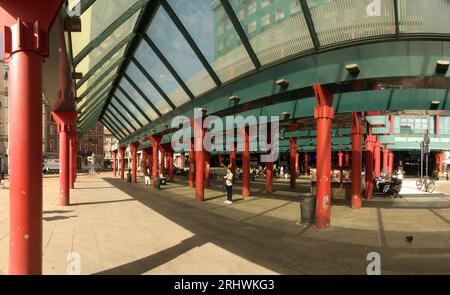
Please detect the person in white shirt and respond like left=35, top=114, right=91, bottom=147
left=223, top=168, right=234, bottom=205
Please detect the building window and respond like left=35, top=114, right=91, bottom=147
left=290, top=1, right=301, bottom=15
left=49, top=140, right=55, bottom=151
left=237, top=7, right=246, bottom=20
left=217, top=22, right=224, bottom=34
left=247, top=21, right=257, bottom=35
left=400, top=117, right=429, bottom=133
left=50, top=125, right=55, bottom=136
left=224, top=35, right=233, bottom=48
left=275, top=7, right=285, bottom=21
left=248, top=0, right=257, bottom=15
left=218, top=40, right=224, bottom=51
left=261, top=0, right=273, bottom=9
left=261, top=13, right=271, bottom=28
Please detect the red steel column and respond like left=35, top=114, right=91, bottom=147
left=390, top=114, right=395, bottom=134
left=112, top=150, right=118, bottom=177
left=181, top=153, right=185, bottom=168
left=289, top=137, right=297, bottom=190
left=344, top=151, right=349, bottom=167
left=3, top=0, right=64, bottom=275
left=374, top=137, right=381, bottom=178
left=69, top=133, right=75, bottom=189
left=295, top=152, right=299, bottom=175
left=142, top=149, right=147, bottom=175
left=439, top=152, right=444, bottom=173
left=242, top=127, right=250, bottom=198
left=188, top=139, right=195, bottom=188
left=194, top=117, right=205, bottom=202
left=130, top=143, right=139, bottom=183
left=74, top=137, right=78, bottom=182
left=150, top=136, right=161, bottom=188
left=148, top=149, right=153, bottom=174
left=52, top=112, right=77, bottom=206
left=304, top=152, right=309, bottom=175
left=169, top=152, right=174, bottom=182
left=265, top=122, right=273, bottom=194
left=383, top=145, right=389, bottom=175
left=204, top=152, right=211, bottom=187
left=351, top=112, right=363, bottom=209
left=230, top=143, right=237, bottom=176
left=338, top=150, right=343, bottom=167
left=365, top=133, right=374, bottom=199
left=435, top=115, right=440, bottom=136
left=160, top=148, right=166, bottom=176
left=313, top=84, right=334, bottom=229
left=119, top=147, right=126, bottom=179
left=388, top=151, right=394, bottom=176
left=218, top=155, right=223, bottom=167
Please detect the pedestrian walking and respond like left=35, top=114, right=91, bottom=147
left=223, top=167, right=234, bottom=205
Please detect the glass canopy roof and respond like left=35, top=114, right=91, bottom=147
left=71, top=0, right=450, bottom=139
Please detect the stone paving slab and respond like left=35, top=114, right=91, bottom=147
left=0, top=173, right=449, bottom=275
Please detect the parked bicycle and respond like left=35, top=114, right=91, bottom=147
left=416, top=177, right=435, bottom=193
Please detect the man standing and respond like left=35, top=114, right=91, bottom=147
left=224, top=168, right=234, bottom=205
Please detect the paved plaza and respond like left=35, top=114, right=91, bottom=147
left=0, top=173, right=449, bottom=275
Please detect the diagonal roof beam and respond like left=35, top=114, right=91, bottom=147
left=109, top=99, right=140, bottom=130
left=76, top=33, right=134, bottom=90
left=101, top=119, right=124, bottom=139
left=77, top=75, right=116, bottom=110
left=130, top=56, right=176, bottom=110
left=141, top=33, right=195, bottom=100
left=73, top=0, right=148, bottom=66
left=101, top=113, right=130, bottom=138
left=299, top=0, right=320, bottom=51
left=122, top=73, right=162, bottom=117
left=219, top=0, right=261, bottom=69
left=104, top=110, right=133, bottom=135
left=393, top=0, right=400, bottom=35
left=116, top=86, right=152, bottom=124
left=161, top=0, right=221, bottom=87
left=111, top=94, right=143, bottom=129
left=77, top=57, right=124, bottom=100
left=99, top=0, right=161, bottom=123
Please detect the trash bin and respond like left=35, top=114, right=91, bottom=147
left=155, top=178, right=162, bottom=189
left=299, top=195, right=316, bottom=225
left=127, top=172, right=132, bottom=183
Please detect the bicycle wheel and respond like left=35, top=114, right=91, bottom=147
left=416, top=179, right=423, bottom=190
left=426, top=181, right=435, bottom=193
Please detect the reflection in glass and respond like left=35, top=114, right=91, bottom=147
left=307, top=0, right=395, bottom=46
left=398, top=0, right=450, bottom=34
left=72, top=0, right=138, bottom=57
left=147, top=7, right=216, bottom=96
left=76, top=11, right=140, bottom=77
left=168, top=0, right=255, bottom=82
left=114, top=88, right=154, bottom=125
left=118, top=78, right=160, bottom=122
left=107, top=101, right=138, bottom=131
left=125, top=62, right=172, bottom=115
left=229, top=0, right=313, bottom=65
left=134, top=41, right=190, bottom=107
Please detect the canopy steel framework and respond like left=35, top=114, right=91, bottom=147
left=71, top=0, right=450, bottom=140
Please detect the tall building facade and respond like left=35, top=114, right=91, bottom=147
left=103, top=127, right=118, bottom=169
left=0, top=60, right=105, bottom=172
left=0, top=61, right=8, bottom=172
left=78, top=122, right=105, bottom=170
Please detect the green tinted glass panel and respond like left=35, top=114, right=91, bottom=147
left=169, top=0, right=255, bottom=82
left=147, top=7, right=216, bottom=96
left=134, top=41, right=190, bottom=107
left=124, top=62, right=172, bottom=114
left=307, top=0, right=395, bottom=46
left=230, top=0, right=314, bottom=65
